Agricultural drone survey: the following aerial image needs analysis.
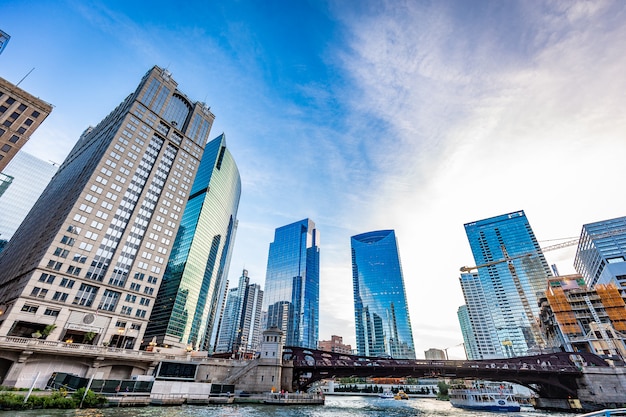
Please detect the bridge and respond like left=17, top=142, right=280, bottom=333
left=283, top=347, right=610, bottom=401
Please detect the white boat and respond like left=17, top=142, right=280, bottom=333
left=449, top=382, right=520, bottom=412
left=379, top=390, right=394, bottom=399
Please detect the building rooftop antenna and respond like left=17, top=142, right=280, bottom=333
left=16, top=67, right=35, bottom=87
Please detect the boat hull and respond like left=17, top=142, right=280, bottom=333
left=451, top=403, right=521, bottom=412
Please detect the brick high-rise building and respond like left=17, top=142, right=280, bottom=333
left=0, top=76, right=52, bottom=172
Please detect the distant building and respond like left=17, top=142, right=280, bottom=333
left=351, top=229, right=416, bottom=359
left=0, top=152, right=58, bottom=240
left=0, top=172, right=11, bottom=199
left=0, top=30, right=9, bottom=55
left=539, top=275, right=626, bottom=361
left=424, top=348, right=446, bottom=360
left=0, top=66, right=214, bottom=350
left=215, top=269, right=264, bottom=356
left=457, top=305, right=478, bottom=360
left=318, top=335, right=352, bottom=355
left=0, top=76, right=52, bottom=172
left=574, top=216, right=626, bottom=290
left=462, top=210, right=552, bottom=358
left=263, top=218, right=319, bottom=349
left=145, top=133, right=240, bottom=352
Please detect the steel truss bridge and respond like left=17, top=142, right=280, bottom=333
left=283, top=347, right=609, bottom=399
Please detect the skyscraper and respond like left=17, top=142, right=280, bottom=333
left=0, top=30, right=10, bottom=55
left=0, top=66, right=215, bottom=349
left=215, top=269, right=264, bottom=355
left=144, top=133, right=240, bottom=352
left=0, top=76, right=52, bottom=172
left=463, top=210, right=552, bottom=357
left=0, top=152, right=58, bottom=241
left=263, top=218, right=319, bottom=349
left=351, top=229, right=415, bottom=359
left=573, top=216, right=626, bottom=290
left=457, top=304, right=479, bottom=360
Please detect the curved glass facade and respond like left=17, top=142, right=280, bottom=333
left=263, top=219, right=319, bottom=349
left=145, top=133, right=241, bottom=351
left=351, top=230, right=415, bottom=359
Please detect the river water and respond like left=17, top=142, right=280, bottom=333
left=0, top=396, right=575, bottom=417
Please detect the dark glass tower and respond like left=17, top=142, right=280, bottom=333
left=145, top=133, right=241, bottom=352
left=351, top=230, right=415, bottom=359
left=262, top=219, right=319, bottom=348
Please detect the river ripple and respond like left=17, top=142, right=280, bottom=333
left=0, top=396, right=576, bottom=417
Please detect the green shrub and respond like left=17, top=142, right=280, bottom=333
left=72, top=388, right=107, bottom=408
left=0, top=392, right=28, bottom=410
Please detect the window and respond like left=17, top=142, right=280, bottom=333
left=31, top=287, right=42, bottom=296
left=44, top=308, right=60, bottom=317
left=1, top=144, right=11, bottom=152
left=60, top=278, right=75, bottom=288
left=38, top=273, right=56, bottom=284
left=52, top=291, right=69, bottom=302
left=98, top=289, right=121, bottom=312
left=9, top=135, right=19, bottom=143
left=60, top=235, right=75, bottom=246
left=21, top=304, right=38, bottom=313
left=72, top=283, right=99, bottom=307
left=31, top=110, right=40, bottom=118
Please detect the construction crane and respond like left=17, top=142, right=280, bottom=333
left=460, top=227, right=626, bottom=273
left=459, top=227, right=626, bottom=349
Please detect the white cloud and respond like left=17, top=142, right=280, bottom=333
left=318, top=0, right=626, bottom=356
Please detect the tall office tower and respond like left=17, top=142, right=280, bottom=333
left=215, top=269, right=264, bottom=355
left=144, top=133, right=240, bottom=352
left=263, top=218, right=319, bottom=348
left=0, top=30, right=9, bottom=55
left=458, top=273, right=501, bottom=359
left=573, top=216, right=626, bottom=290
left=457, top=305, right=479, bottom=360
left=539, top=275, right=626, bottom=360
left=463, top=210, right=552, bottom=357
left=351, top=230, right=416, bottom=359
left=0, top=66, right=215, bottom=349
left=0, top=152, right=58, bottom=240
left=0, top=76, right=52, bottom=172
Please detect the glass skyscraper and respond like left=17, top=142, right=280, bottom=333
left=215, top=269, right=264, bottom=355
left=574, top=216, right=626, bottom=290
left=145, top=133, right=241, bottom=352
left=463, top=210, right=552, bottom=358
left=351, top=229, right=415, bottom=359
left=262, top=218, right=319, bottom=349
left=0, top=152, right=58, bottom=241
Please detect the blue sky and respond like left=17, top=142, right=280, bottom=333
left=2, top=0, right=626, bottom=359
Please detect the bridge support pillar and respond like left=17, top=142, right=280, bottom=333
left=533, top=397, right=583, bottom=412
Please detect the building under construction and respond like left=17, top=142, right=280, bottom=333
left=539, top=274, right=626, bottom=362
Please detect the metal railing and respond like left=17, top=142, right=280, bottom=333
left=578, top=409, right=626, bottom=417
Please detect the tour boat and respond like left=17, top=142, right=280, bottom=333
left=379, top=390, right=394, bottom=399
left=449, top=383, right=520, bottom=412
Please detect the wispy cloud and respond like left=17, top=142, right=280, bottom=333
left=317, top=0, right=626, bottom=351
